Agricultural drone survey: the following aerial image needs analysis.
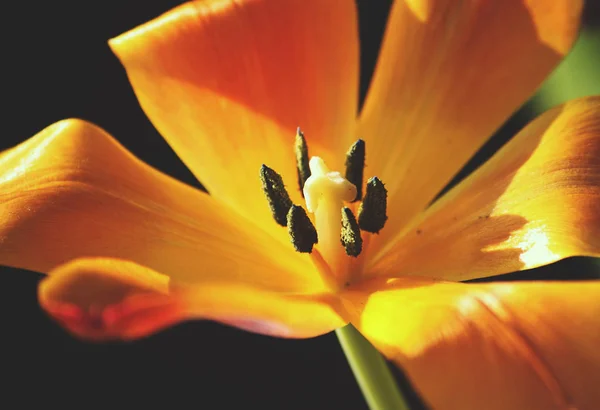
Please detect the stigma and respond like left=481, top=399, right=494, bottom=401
left=303, top=157, right=356, bottom=213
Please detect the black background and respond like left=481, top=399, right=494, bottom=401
left=2, top=1, right=599, bottom=409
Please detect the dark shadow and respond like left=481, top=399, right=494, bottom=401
left=468, top=256, right=600, bottom=282
left=356, top=0, right=394, bottom=110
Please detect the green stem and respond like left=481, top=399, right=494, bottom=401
left=336, top=324, right=410, bottom=410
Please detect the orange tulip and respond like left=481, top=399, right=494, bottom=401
left=1, top=1, right=599, bottom=409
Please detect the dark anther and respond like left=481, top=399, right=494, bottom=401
left=287, top=205, right=318, bottom=253
left=344, top=139, right=365, bottom=202
left=260, top=164, right=293, bottom=226
left=341, top=207, right=362, bottom=257
left=358, top=177, right=388, bottom=233
left=295, top=128, right=311, bottom=197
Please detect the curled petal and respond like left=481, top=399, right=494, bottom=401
left=40, top=258, right=346, bottom=340
left=0, top=119, right=325, bottom=293
left=343, top=277, right=600, bottom=410
left=370, top=96, right=600, bottom=280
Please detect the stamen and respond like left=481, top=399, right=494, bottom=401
left=358, top=177, right=388, bottom=233
left=287, top=205, right=318, bottom=253
left=260, top=164, right=292, bottom=226
left=341, top=207, right=362, bottom=257
left=294, top=128, right=311, bottom=196
left=344, top=139, right=365, bottom=202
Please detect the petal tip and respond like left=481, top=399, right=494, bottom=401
left=37, top=258, right=173, bottom=340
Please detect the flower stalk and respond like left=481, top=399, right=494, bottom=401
left=336, top=324, right=410, bottom=410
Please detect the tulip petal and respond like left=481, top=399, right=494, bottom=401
left=109, top=0, right=359, bottom=240
left=0, top=119, right=325, bottom=293
left=369, top=96, right=600, bottom=281
left=343, top=277, right=600, bottom=410
left=359, top=0, right=583, bottom=255
left=40, top=258, right=346, bottom=341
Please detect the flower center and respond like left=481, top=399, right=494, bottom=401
left=260, top=129, right=388, bottom=288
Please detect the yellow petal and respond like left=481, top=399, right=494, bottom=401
left=369, top=96, right=600, bottom=280
left=40, top=258, right=346, bottom=340
left=343, top=277, right=600, bottom=410
left=109, top=0, right=359, bottom=240
left=359, top=0, right=583, bottom=255
left=0, top=119, right=325, bottom=293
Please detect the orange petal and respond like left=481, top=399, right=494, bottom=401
left=343, top=277, right=600, bottom=410
left=359, top=0, right=583, bottom=255
left=369, top=96, right=600, bottom=281
left=109, top=0, right=359, bottom=240
left=0, top=119, right=325, bottom=293
left=40, top=258, right=346, bottom=341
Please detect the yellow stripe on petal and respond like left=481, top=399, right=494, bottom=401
left=342, top=278, right=600, bottom=410
left=40, top=258, right=346, bottom=340
left=369, top=96, right=600, bottom=281
left=109, top=0, right=359, bottom=241
left=0, top=119, right=325, bottom=293
left=359, top=0, right=583, bottom=256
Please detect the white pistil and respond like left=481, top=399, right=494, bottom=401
left=303, top=157, right=356, bottom=274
